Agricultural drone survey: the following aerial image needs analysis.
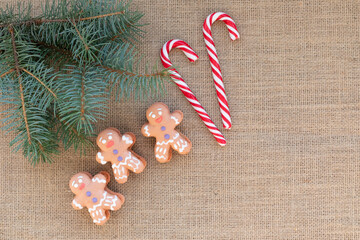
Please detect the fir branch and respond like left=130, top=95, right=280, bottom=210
left=56, top=65, right=109, bottom=135
left=98, top=42, right=168, bottom=99
left=1, top=26, right=59, bottom=164
left=35, top=40, right=168, bottom=80
left=9, top=25, right=31, bottom=144
left=0, top=0, right=168, bottom=165
left=0, top=11, right=125, bottom=28
left=56, top=114, right=93, bottom=152
left=20, top=67, right=57, bottom=99
left=67, top=20, right=100, bottom=65
left=71, top=20, right=89, bottom=51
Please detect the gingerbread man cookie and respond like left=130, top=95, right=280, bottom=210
left=96, top=128, right=146, bottom=184
left=69, top=171, right=125, bottom=225
left=141, top=102, right=192, bottom=163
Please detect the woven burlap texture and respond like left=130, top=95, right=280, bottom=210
left=1, top=0, right=360, bottom=239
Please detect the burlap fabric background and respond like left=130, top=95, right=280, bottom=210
left=1, top=0, right=360, bottom=239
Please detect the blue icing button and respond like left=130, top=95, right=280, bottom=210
left=161, top=126, right=166, bottom=131
left=92, top=197, right=97, bottom=203
left=86, top=191, right=91, bottom=197
left=164, top=134, right=170, bottom=140
left=113, top=149, right=118, bottom=155
left=118, top=156, right=123, bottom=161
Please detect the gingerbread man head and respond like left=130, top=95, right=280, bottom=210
left=146, top=102, right=171, bottom=126
left=96, top=128, right=122, bottom=152
left=69, top=172, right=92, bottom=196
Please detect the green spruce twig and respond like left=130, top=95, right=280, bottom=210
left=9, top=25, right=31, bottom=144
left=0, top=0, right=169, bottom=164
left=0, top=10, right=126, bottom=28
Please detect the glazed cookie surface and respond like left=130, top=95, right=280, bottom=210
left=96, top=128, right=146, bottom=184
left=69, top=171, right=125, bottom=225
left=141, top=102, right=192, bottom=163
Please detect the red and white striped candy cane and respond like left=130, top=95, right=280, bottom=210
left=203, top=12, right=240, bottom=130
left=161, top=39, right=226, bottom=146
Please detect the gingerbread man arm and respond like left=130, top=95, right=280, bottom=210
left=72, top=196, right=84, bottom=210
left=96, top=151, right=111, bottom=165
left=91, top=173, right=108, bottom=189
left=141, top=123, right=155, bottom=137
left=170, top=110, right=183, bottom=126
left=121, top=133, right=135, bottom=148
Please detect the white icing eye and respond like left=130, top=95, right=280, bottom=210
left=74, top=184, right=78, bottom=188
left=101, top=139, right=106, bottom=144
left=78, top=179, right=83, bottom=183
left=152, top=114, right=156, bottom=118
left=108, top=136, right=112, bottom=140
left=158, top=111, right=162, bottom=116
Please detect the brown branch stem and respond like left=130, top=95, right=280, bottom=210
left=20, top=68, right=57, bottom=99
left=0, top=11, right=125, bottom=28
left=71, top=20, right=89, bottom=51
left=79, top=11, right=124, bottom=21
left=9, top=25, right=31, bottom=144
left=0, top=68, right=15, bottom=78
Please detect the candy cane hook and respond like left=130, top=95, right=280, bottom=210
left=203, top=12, right=240, bottom=129
left=160, top=39, right=226, bottom=146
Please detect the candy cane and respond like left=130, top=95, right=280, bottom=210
left=160, top=39, right=226, bottom=146
left=203, top=12, right=240, bottom=130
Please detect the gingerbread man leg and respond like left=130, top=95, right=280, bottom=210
left=102, top=190, right=124, bottom=211
left=89, top=206, right=109, bottom=225
left=88, top=191, right=124, bottom=225
left=88, top=191, right=110, bottom=225
left=112, top=163, right=130, bottom=184
left=124, top=151, right=146, bottom=173
left=170, top=133, right=192, bottom=155
left=154, top=143, right=172, bottom=163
